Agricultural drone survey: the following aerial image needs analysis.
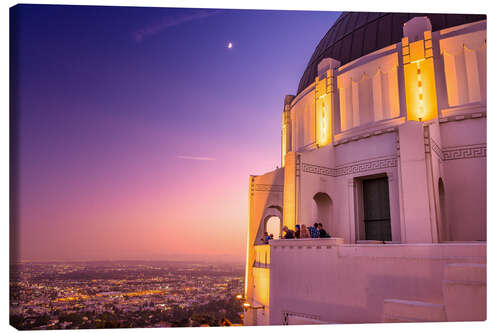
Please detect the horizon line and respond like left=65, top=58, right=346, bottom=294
left=10, top=258, right=246, bottom=264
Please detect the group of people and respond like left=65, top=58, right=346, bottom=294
left=261, top=232, right=275, bottom=243
left=282, top=223, right=331, bottom=239
left=260, top=223, right=331, bottom=243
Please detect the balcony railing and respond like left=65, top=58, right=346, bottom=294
left=269, top=238, right=345, bottom=249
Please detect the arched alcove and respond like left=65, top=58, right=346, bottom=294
left=312, top=192, right=333, bottom=235
left=265, top=216, right=281, bottom=240
left=260, top=206, right=283, bottom=241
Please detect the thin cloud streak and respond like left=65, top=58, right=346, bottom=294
left=176, top=155, right=216, bottom=161
left=133, top=10, right=220, bottom=42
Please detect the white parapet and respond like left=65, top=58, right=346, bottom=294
left=270, top=238, right=345, bottom=248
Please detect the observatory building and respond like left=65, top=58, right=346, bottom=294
left=244, top=12, right=486, bottom=325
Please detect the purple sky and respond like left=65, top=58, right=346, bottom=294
left=11, top=4, right=340, bottom=262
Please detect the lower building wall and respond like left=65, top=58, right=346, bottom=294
left=246, top=267, right=270, bottom=326
left=443, top=156, right=486, bottom=241
left=252, top=267, right=270, bottom=307
left=268, top=238, right=485, bottom=324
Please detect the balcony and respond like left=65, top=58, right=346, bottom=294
left=269, top=237, right=345, bottom=250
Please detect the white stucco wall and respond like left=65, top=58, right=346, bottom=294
left=269, top=239, right=485, bottom=324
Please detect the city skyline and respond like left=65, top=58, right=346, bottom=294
left=10, top=260, right=245, bottom=328
left=10, top=4, right=340, bottom=262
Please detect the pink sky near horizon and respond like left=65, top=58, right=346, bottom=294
left=17, top=123, right=281, bottom=262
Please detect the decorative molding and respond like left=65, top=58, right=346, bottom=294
left=297, top=142, right=317, bottom=152
left=430, top=138, right=444, bottom=161
left=333, top=116, right=404, bottom=147
left=302, top=156, right=397, bottom=178
left=302, top=163, right=335, bottom=177
left=423, top=126, right=432, bottom=153
left=439, top=103, right=486, bottom=122
left=442, top=144, right=486, bottom=160
left=335, top=157, right=397, bottom=177
left=295, top=154, right=301, bottom=178
left=335, top=128, right=398, bottom=146
left=254, top=184, right=284, bottom=192
left=439, top=112, right=486, bottom=123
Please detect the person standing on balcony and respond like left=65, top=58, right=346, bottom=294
left=261, top=232, right=271, bottom=244
left=318, top=223, right=331, bottom=238
left=294, top=225, right=301, bottom=238
left=308, top=223, right=320, bottom=238
left=282, top=226, right=294, bottom=239
left=300, top=224, right=310, bottom=238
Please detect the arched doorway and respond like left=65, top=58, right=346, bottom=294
left=265, top=216, right=281, bottom=240
left=312, top=192, right=333, bottom=235
left=261, top=206, right=283, bottom=241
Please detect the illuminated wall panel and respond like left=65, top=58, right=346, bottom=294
left=252, top=267, right=270, bottom=306
left=403, top=32, right=438, bottom=121
left=315, top=76, right=332, bottom=147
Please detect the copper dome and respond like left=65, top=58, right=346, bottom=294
left=297, top=11, right=486, bottom=95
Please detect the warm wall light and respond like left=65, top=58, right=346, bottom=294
left=281, top=107, right=290, bottom=167
left=402, top=31, right=438, bottom=122
left=321, top=98, right=327, bottom=139
left=242, top=302, right=265, bottom=311
left=315, top=77, right=332, bottom=147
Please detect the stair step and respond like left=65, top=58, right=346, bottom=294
left=383, top=299, right=446, bottom=322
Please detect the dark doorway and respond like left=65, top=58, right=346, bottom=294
left=362, top=176, right=391, bottom=241
left=438, top=178, right=448, bottom=241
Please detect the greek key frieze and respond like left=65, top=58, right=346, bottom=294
left=302, top=157, right=397, bottom=178
left=334, top=158, right=397, bottom=176
left=302, top=163, right=335, bottom=177
left=443, top=144, right=486, bottom=161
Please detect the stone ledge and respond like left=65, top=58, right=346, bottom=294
left=383, top=299, right=446, bottom=322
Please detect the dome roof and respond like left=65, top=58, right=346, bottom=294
left=297, top=12, right=486, bottom=95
